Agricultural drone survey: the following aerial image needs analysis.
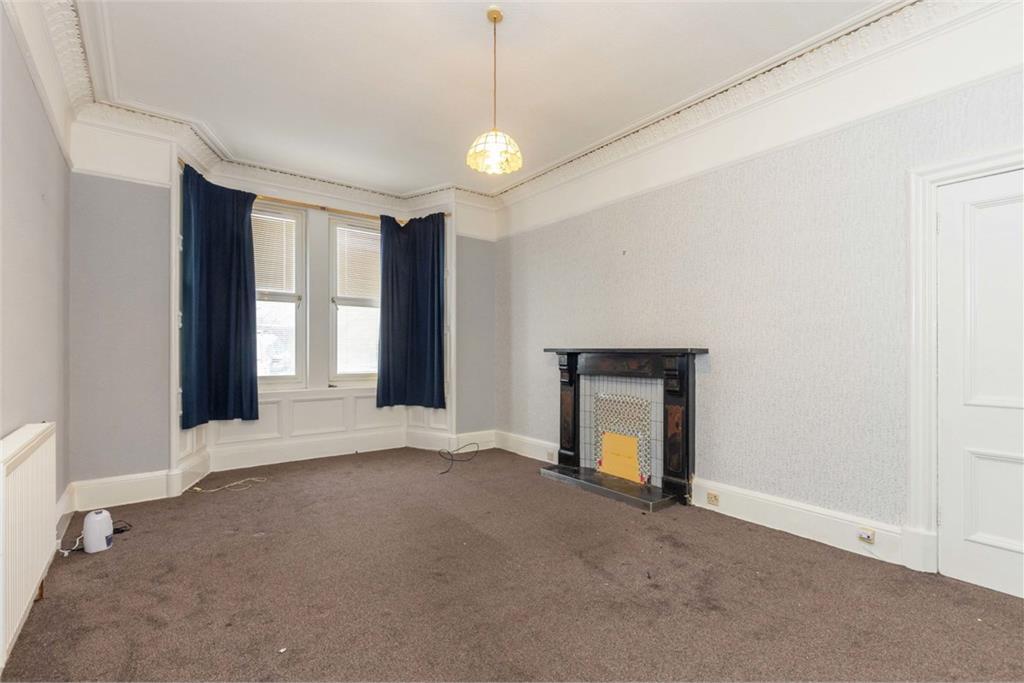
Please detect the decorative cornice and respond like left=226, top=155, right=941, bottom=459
left=41, top=0, right=93, bottom=112
left=493, top=0, right=987, bottom=205
left=211, top=159, right=407, bottom=208
left=52, top=0, right=993, bottom=207
left=77, top=102, right=221, bottom=169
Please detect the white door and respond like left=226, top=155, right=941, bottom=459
left=937, top=168, right=1023, bottom=597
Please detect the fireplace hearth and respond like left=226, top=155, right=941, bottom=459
left=540, top=348, right=708, bottom=512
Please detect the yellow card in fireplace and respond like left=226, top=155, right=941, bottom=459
left=599, top=432, right=642, bottom=483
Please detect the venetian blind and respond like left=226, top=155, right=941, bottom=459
left=335, top=224, right=381, bottom=303
left=252, top=212, right=296, bottom=293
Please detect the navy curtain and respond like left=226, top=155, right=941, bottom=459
left=377, top=213, right=446, bottom=408
left=180, top=165, right=259, bottom=429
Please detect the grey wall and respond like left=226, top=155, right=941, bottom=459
left=1, top=12, right=70, bottom=497
left=495, top=73, right=1023, bottom=525
left=455, top=236, right=496, bottom=433
left=69, top=174, right=170, bottom=481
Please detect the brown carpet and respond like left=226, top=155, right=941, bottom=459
left=5, top=448, right=1022, bottom=681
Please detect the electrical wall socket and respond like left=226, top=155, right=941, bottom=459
left=857, top=528, right=876, bottom=545
left=706, top=491, right=720, bottom=506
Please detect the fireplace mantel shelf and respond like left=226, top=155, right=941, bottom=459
left=544, top=347, right=708, bottom=355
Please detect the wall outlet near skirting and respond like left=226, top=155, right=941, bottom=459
left=706, top=491, right=720, bottom=506
left=857, top=528, right=876, bottom=545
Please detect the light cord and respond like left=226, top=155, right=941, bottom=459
left=492, top=19, right=497, bottom=130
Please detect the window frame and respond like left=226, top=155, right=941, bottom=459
left=329, top=214, right=381, bottom=383
left=252, top=200, right=307, bottom=389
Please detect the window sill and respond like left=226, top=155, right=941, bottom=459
left=329, top=374, right=377, bottom=389
left=257, top=380, right=306, bottom=394
left=257, top=383, right=377, bottom=400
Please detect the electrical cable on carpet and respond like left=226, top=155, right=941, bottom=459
left=58, top=535, right=83, bottom=557
left=436, top=442, right=480, bottom=474
left=59, top=520, right=132, bottom=557
left=189, top=477, right=267, bottom=493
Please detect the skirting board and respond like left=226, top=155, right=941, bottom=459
left=901, top=526, right=938, bottom=573
left=71, top=469, right=170, bottom=511
left=55, top=427, right=480, bottom=514
left=406, top=427, right=456, bottom=452
left=406, top=429, right=498, bottom=452
left=208, top=428, right=406, bottom=472
left=692, top=477, right=904, bottom=567
left=494, top=431, right=557, bottom=464
left=55, top=483, right=74, bottom=543
left=54, top=428, right=926, bottom=574
left=168, top=448, right=210, bottom=495
left=453, top=430, right=497, bottom=451
left=492, top=431, right=919, bottom=570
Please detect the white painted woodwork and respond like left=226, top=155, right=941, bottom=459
left=0, top=423, right=57, bottom=670
left=214, top=400, right=283, bottom=444
left=937, top=169, right=1024, bottom=597
left=69, top=120, right=173, bottom=187
left=292, top=398, right=346, bottom=437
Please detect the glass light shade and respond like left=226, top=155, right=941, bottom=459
left=466, top=129, right=523, bottom=175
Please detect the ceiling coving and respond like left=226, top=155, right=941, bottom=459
left=52, top=1, right=975, bottom=203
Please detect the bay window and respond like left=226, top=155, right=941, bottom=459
left=250, top=202, right=381, bottom=390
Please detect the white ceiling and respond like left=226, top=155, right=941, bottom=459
left=80, top=1, right=883, bottom=196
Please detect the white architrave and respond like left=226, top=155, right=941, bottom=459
left=904, top=147, right=1023, bottom=572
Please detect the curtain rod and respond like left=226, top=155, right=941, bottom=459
left=177, top=159, right=450, bottom=223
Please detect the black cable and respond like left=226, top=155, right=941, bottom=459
left=436, top=442, right=481, bottom=475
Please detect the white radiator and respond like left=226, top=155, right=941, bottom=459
left=0, top=423, right=56, bottom=668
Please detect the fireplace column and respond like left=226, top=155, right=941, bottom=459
left=661, top=353, right=694, bottom=501
left=556, top=352, right=579, bottom=468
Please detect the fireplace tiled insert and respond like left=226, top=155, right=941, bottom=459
left=581, top=376, right=663, bottom=486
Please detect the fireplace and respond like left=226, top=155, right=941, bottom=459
left=540, top=348, right=707, bottom=511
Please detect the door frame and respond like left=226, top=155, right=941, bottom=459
left=905, top=147, right=1023, bottom=572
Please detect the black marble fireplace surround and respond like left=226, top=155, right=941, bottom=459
left=540, top=348, right=707, bottom=512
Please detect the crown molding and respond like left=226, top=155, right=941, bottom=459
left=77, top=102, right=221, bottom=170
left=39, top=0, right=93, bottom=112
left=42, top=0, right=1000, bottom=209
left=206, top=158, right=408, bottom=214
left=491, top=0, right=995, bottom=206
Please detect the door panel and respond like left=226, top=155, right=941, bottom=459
left=937, top=169, right=1023, bottom=597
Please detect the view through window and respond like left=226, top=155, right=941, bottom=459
left=332, top=219, right=381, bottom=376
left=252, top=206, right=302, bottom=379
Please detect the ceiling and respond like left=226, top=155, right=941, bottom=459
left=79, top=1, right=883, bottom=196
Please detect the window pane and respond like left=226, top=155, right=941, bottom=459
left=256, top=300, right=296, bottom=377
left=336, top=306, right=379, bottom=375
left=336, top=226, right=380, bottom=300
left=253, top=212, right=296, bottom=293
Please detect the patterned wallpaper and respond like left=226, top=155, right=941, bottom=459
left=494, top=73, right=1023, bottom=525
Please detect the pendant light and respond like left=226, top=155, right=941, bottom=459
left=466, top=6, right=523, bottom=175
